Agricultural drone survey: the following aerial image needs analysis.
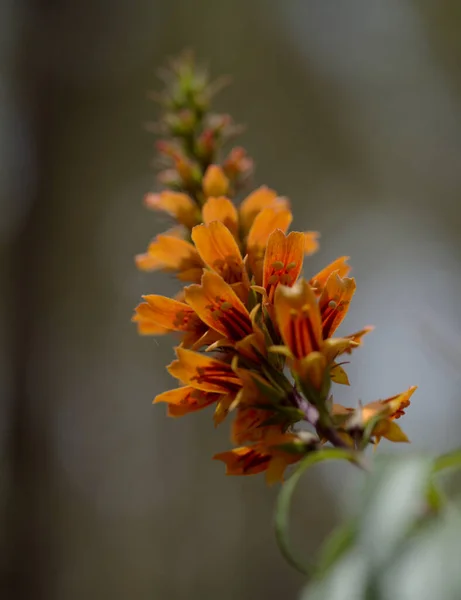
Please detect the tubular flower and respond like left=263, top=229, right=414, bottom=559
left=263, top=229, right=305, bottom=302
left=332, top=386, right=417, bottom=446
left=133, top=53, right=417, bottom=484
left=184, top=271, right=253, bottom=342
left=214, top=431, right=310, bottom=485
left=132, top=294, right=217, bottom=348
left=144, top=191, right=200, bottom=229
left=191, top=221, right=248, bottom=286
left=202, top=196, right=239, bottom=238
left=154, top=386, right=222, bottom=417
left=136, top=231, right=204, bottom=282
left=167, top=347, right=242, bottom=394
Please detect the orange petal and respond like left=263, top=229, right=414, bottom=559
left=213, top=447, right=271, bottom=476
left=380, top=421, right=410, bottom=443
left=265, top=456, right=290, bottom=485
left=319, top=273, right=356, bottom=338
left=343, top=326, right=374, bottom=353
left=140, top=295, right=198, bottom=331
left=191, top=221, right=246, bottom=284
left=330, top=363, right=350, bottom=385
left=167, top=347, right=241, bottom=394
left=331, top=404, right=354, bottom=418
left=202, top=196, right=239, bottom=238
left=144, top=191, right=199, bottom=229
left=247, top=207, right=293, bottom=248
left=239, top=186, right=289, bottom=233
left=213, top=394, right=236, bottom=426
left=321, top=338, right=358, bottom=363
left=310, top=257, right=351, bottom=294
left=263, top=230, right=305, bottom=302
left=381, top=386, right=417, bottom=420
left=202, top=165, right=230, bottom=197
left=136, top=233, right=203, bottom=282
left=154, top=385, right=220, bottom=417
left=361, top=386, right=417, bottom=425
left=274, top=279, right=323, bottom=359
left=247, top=208, right=293, bottom=284
left=231, top=405, right=267, bottom=444
left=303, top=231, right=320, bottom=256
left=185, top=271, right=252, bottom=342
left=132, top=302, right=169, bottom=335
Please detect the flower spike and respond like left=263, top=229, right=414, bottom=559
left=133, top=52, right=416, bottom=490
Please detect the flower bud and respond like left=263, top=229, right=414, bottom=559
left=298, top=352, right=331, bottom=406
left=195, top=129, right=216, bottom=164
left=157, top=169, right=181, bottom=188
left=202, top=164, right=230, bottom=197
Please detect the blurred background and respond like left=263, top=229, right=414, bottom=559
left=2, top=1, right=461, bottom=598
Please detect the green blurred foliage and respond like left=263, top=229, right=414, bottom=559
left=300, top=454, right=461, bottom=599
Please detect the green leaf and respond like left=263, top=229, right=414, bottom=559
left=301, top=550, right=368, bottom=600
left=357, top=456, right=433, bottom=567
left=315, top=520, right=357, bottom=578
left=380, top=508, right=461, bottom=600
left=433, top=448, right=461, bottom=473
left=274, top=447, right=359, bottom=576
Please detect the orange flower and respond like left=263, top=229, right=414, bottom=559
left=144, top=191, right=200, bottom=229
left=192, top=221, right=248, bottom=285
left=154, top=385, right=222, bottom=417
left=185, top=271, right=253, bottom=342
left=344, top=326, right=375, bottom=353
left=132, top=302, right=169, bottom=336
left=239, top=186, right=289, bottom=234
left=319, top=272, right=356, bottom=338
left=136, top=231, right=204, bottom=282
left=274, top=279, right=357, bottom=359
left=246, top=207, right=293, bottom=284
left=202, top=196, right=239, bottom=238
left=310, top=256, right=351, bottom=294
left=303, top=231, right=320, bottom=256
left=274, top=279, right=323, bottom=360
left=214, top=431, right=303, bottom=485
left=231, top=407, right=271, bottom=444
left=132, top=295, right=211, bottom=348
left=273, top=279, right=358, bottom=397
left=230, top=369, right=279, bottom=444
left=167, top=347, right=242, bottom=394
left=263, top=229, right=305, bottom=303
left=332, top=386, right=417, bottom=445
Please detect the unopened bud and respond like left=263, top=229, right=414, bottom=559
left=298, top=352, right=331, bottom=407
left=223, top=147, right=254, bottom=182
left=202, top=164, right=230, bottom=197
left=158, top=169, right=181, bottom=188
left=174, top=156, right=201, bottom=188
left=156, top=140, right=179, bottom=158
left=195, top=129, right=216, bottom=163
left=164, top=107, right=198, bottom=135
left=301, top=352, right=326, bottom=391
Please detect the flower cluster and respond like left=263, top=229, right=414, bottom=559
left=133, top=54, right=416, bottom=484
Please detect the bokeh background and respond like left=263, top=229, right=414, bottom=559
left=2, top=1, right=461, bottom=598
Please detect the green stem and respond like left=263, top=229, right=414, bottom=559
left=274, top=447, right=363, bottom=576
